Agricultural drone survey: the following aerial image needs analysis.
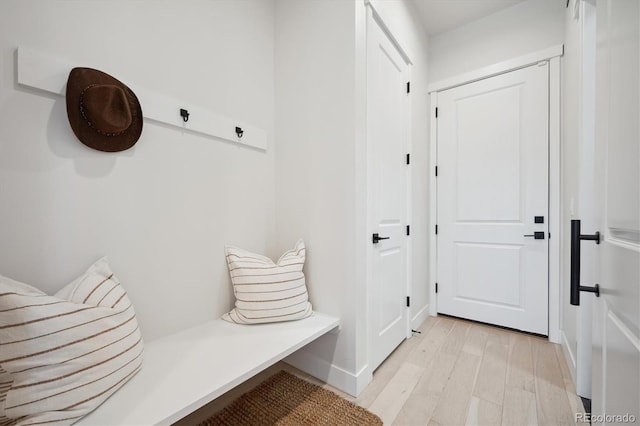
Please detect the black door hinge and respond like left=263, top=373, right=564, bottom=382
left=435, top=107, right=438, bottom=118
left=435, top=165, right=438, bottom=177
left=406, top=296, right=410, bottom=307
left=435, top=283, right=438, bottom=293
left=435, top=224, right=438, bottom=235
left=406, top=81, right=410, bottom=93
left=406, top=225, right=410, bottom=236
left=406, top=153, right=410, bottom=165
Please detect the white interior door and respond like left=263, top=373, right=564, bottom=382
left=367, top=9, right=410, bottom=371
left=590, top=0, right=640, bottom=421
left=436, top=64, right=549, bottom=335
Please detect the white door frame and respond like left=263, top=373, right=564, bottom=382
left=428, top=45, right=564, bottom=343
left=575, top=0, right=597, bottom=398
left=364, top=0, right=414, bottom=373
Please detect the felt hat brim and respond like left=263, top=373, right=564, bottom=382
left=66, top=67, right=143, bottom=152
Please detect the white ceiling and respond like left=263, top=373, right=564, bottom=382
left=412, top=0, right=527, bottom=36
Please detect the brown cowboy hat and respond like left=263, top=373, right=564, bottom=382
left=66, top=67, right=143, bottom=152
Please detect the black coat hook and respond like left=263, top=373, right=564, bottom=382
left=235, top=126, right=244, bottom=138
left=180, top=109, right=190, bottom=122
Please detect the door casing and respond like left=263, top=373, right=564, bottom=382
left=428, top=46, right=563, bottom=343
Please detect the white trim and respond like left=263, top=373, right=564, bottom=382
left=577, top=297, right=593, bottom=397
left=428, top=45, right=564, bottom=93
left=548, top=55, right=562, bottom=344
left=428, top=53, right=562, bottom=342
left=406, top=63, right=414, bottom=339
left=354, top=0, right=369, bottom=389
left=429, top=92, right=438, bottom=317
left=284, top=350, right=371, bottom=397
left=364, top=1, right=375, bottom=395
left=411, top=304, right=430, bottom=330
left=561, top=330, right=578, bottom=384
left=608, top=310, right=640, bottom=353
left=364, top=0, right=414, bottom=65
left=606, top=235, right=640, bottom=252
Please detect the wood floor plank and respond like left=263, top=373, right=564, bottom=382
left=506, top=332, right=536, bottom=393
left=429, top=351, right=481, bottom=425
left=440, top=319, right=471, bottom=357
left=356, top=318, right=434, bottom=408
left=462, top=324, right=489, bottom=356
left=394, top=350, right=458, bottom=424
left=406, top=316, right=454, bottom=367
left=502, top=387, right=538, bottom=425
left=532, top=338, right=576, bottom=425
left=393, top=394, right=438, bottom=426
left=392, top=317, right=457, bottom=424
left=412, top=349, right=459, bottom=396
left=466, top=396, right=502, bottom=426
left=368, top=362, right=424, bottom=424
left=473, top=331, right=509, bottom=405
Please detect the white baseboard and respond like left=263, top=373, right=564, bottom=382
left=411, top=304, right=430, bottom=330
left=560, top=330, right=577, bottom=384
left=284, top=349, right=371, bottom=397
left=285, top=305, right=430, bottom=398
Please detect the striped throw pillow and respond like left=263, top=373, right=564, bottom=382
left=0, top=257, right=143, bottom=426
left=222, top=240, right=313, bottom=324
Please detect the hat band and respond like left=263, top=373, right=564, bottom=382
left=79, top=84, right=133, bottom=137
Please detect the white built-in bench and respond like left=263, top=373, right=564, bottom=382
left=77, top=313, right=339, bottom=425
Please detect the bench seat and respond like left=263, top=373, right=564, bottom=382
left=77, top=312, right=340, bottom=425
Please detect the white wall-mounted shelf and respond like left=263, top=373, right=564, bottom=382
left=16, top=46, right=267, bottom=151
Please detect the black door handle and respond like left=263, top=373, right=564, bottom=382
left=570, top=219, right=601, bottom=305
left=372, top=233, right=390, bottom=244
left=524, top=232, right=545, bottom=239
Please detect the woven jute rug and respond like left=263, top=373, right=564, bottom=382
left=198, top=371, right=382, bottom=426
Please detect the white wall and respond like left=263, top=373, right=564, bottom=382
left=428, top=0, right=565, bottom=83
left=0, top=0, right=276, bottom=342
left=0, top=0, right=430, bottom=398
left=274, top=0, right=360, bottom=393
left=275, top=0, right=430, bottom=396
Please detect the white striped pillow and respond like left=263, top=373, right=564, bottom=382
left=222, top=240, right=313, bottom=324
left=0, top=257, right=143, bottom=426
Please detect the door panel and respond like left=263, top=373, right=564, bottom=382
left=455, top=84, right=523, bottom=221
left=455, top=243, right=522, bottom=307
left=367, top=10, right=409, bottom=371
left=591, top=0, right=640, bottom=422
left=437, top=64, right=549, bottom=335
left=604, top=308, right=640, bottom=420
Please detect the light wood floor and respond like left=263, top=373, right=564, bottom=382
left=178, top=315, right=584, bottom=426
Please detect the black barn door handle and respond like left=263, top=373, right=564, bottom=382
left=570, top=219, right=601, bottom=305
